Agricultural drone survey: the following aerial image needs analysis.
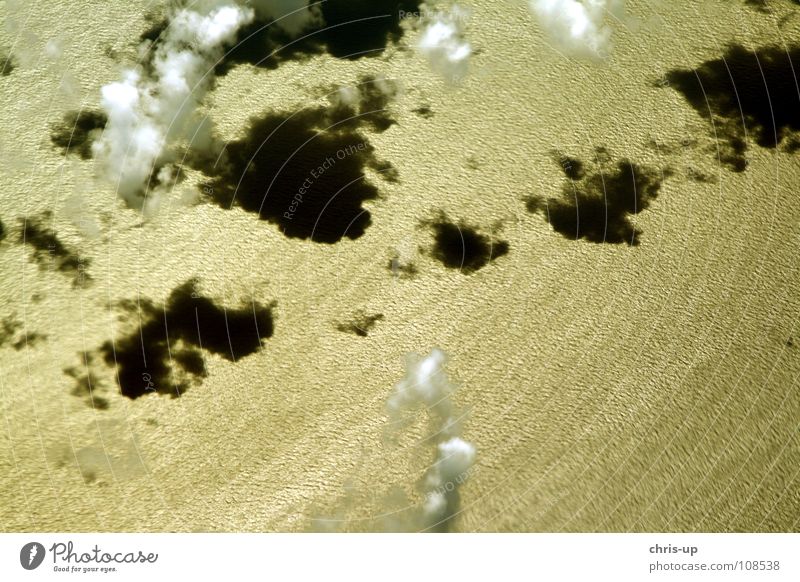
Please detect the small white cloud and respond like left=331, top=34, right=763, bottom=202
left=530, top=0, right=625, bottom=60
left=387, top=348, right=477, bottom=531
left=417, top=5, right=472, bottom=83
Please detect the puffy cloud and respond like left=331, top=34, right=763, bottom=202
left=387, top=348, right=476, bottom=531
left=417, top=5, right=472, bottom=82
left=529, top=0, right=624, bottom=60
left=312, top=348, right=477, bottom=532
left=92, top=2, right=256, bottom=212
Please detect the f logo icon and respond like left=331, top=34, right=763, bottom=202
left=20, top=542, right=45, bottom=570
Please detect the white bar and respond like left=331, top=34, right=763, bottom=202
left=1, top=534, right=797, bottom=581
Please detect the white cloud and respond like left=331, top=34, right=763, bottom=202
left=93, top=2, right=255, bottom=210
left=417, top=5, right=472, bottom=83
left=387, top=348, right=476, bottom=531
left=530, top=0, right=625, bottom=60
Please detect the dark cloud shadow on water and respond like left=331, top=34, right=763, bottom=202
left=18, top=211, right=92, bottom=288
left=64, top=352, right=108, bottom=410
left=217, top=0, right=423, bottom=72
left=140, top=2, right=423, bottom=74
left=422, top=212, right=509, bottom=274
left=742, top=0, right=800, bottom=11
left=527, top=152, right=668, bottom=246
left=96, top=280, right=275, bottom=399
left=550, top=150, right=586, bottom=180
left=335, top=310, right=384, bottom=337
left=309, top=0, right=422, bottom=59
left=199, top=77, right=397, bottom=243
left=50, top=110, right=107, bottom=160
left=412, top=105, right=434, bottom=119
left=0, top=51, right=15, bottom=76
left=664, top=44, right=800, bottom=171
left=0, top=314, right=48, bottom=352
